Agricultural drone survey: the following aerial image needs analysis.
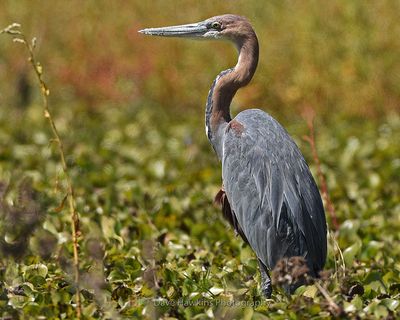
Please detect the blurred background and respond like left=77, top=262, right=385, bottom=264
left=0, top=1, right=399, bottom=318
left=1, top=0, right=399, bottom=118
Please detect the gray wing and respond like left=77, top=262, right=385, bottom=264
left=222, top=109, right=327, bottom=274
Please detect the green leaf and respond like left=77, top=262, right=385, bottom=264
left=381, top=298, right=399, bottom=311
left=23, top=264, right=48, bottom=281
left=343, top=240, right=362, bottom=267
left=301, top=285, right=318, bottom=298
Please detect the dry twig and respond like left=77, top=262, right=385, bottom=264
left=301, top=106, right=339, bottom=230
left=1, top=23, right=82, bottom=319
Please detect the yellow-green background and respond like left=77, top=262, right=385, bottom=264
left=0, top=1, right=399, bottom=319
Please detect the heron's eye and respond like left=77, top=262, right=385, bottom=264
left=211, top=22, right=222, bottom=30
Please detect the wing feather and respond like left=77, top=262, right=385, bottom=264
left=222, top=109, right=327, bottom=274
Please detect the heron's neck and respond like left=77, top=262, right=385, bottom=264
left=205, top=35, right=259, bottom=158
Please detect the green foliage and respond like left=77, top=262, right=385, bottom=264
left=0, top=1, right=399, bottom=319
left=0, top=102, right=398, bottom=318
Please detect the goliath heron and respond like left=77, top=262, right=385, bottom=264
left=140, top=14, right=327, bottom=297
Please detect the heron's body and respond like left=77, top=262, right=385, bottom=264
left=222, top=109, right=326, bottom=274
left=140, top=14, right=327, bottom=297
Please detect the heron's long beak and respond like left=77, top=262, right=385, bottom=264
left=139, top=22, right=208, bottom=38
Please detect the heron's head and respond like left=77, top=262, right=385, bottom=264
left=139, top=14, right=256, bottom=47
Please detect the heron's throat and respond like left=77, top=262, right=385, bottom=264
left=205, top=35, right=259, bottom=157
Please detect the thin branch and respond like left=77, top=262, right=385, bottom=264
left=314, top=281, right=343, bottom=316
left=328, top=229, right=346, bottom=278
left=301, top=106, right=339, bottom=230
left=1, top=24, right=82, bottom=319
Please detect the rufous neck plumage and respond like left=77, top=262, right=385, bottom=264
left=205, top=33, right=259, bottom=158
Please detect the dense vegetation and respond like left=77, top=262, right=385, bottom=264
left=0, top=1, right=399, bottom=319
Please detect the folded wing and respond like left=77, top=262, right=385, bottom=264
left=222, top=109, right=327, bottom=274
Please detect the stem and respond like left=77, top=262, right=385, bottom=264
left=302, top=107, right=339, bottom=230
left=314, top=281, right=342, bottom=316
left=1, top=25, right=82, bottom=319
